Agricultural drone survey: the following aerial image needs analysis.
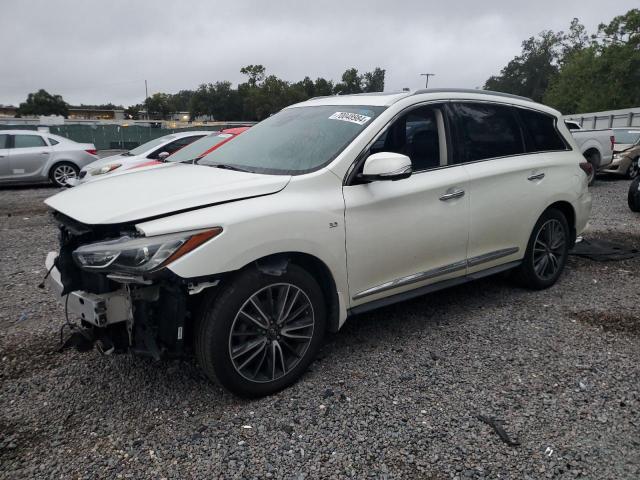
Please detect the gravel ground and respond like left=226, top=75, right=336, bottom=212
left=1, top=178, right=639, bottom=479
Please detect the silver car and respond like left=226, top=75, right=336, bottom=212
left=0, top=130, right=98, bottom=187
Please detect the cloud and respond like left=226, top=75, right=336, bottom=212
left=1, top=0, right=636, bottom=106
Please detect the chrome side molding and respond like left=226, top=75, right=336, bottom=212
left=353, top=247, right=519, bottom=300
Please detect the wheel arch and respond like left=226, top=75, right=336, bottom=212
left=545, top=201, right=577, bottom=247
left=249, top=252, right=342, bottom=333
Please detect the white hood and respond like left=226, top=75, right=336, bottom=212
left=45, top=163, right=290, bottom=225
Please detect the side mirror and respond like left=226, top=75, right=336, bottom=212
left=157, top=151, right=170, bottom=161
left=360, top=152, right=412, bottom=181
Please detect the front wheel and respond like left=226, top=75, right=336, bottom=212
left=195, top=264, right=326, bottom=397
left=628, top=176, right=640, bottom=212
left=514, top=209, right=570, bottom=290
left=49, top=162, right=79, bottom=187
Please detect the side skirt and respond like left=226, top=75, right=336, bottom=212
left=347, top=260, right=521, bottom=317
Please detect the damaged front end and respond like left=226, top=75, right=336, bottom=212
left=46, top=212, right=221, bottom=359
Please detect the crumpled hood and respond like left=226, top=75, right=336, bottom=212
left=45, top=163, right=290, bottom=225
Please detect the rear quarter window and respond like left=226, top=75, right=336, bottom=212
left=519, top=109, right=567, bottom=152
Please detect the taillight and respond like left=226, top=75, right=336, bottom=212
left=610, top=135, right=615, bottom=152
left=579, top=161, right=593, bottom=178
left=85, top=149, right=97, bottom=156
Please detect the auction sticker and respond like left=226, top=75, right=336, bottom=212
left=328, top=111, right=372, bottom=125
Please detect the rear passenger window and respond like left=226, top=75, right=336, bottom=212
left=14, top=134, right=47, bottom=148
left=451, top=103, right=524, bottom=163
left=519, top=109, right=567, bottom=152
left=0, top=134, right=8, bottom=149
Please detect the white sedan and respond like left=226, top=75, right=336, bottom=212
left=69, top=131, right=211, bottom=185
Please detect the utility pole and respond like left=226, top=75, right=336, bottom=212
left=144, top=80, right=148, bottom=120
left=420, top=73, right=436, bottom=89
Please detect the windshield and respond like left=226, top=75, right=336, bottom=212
left=166, top=133, right=232, bottom=163
left=198, top=105, right=385, bottom=174
left=127, top=136, right=175, bottom=155
left=614, top=130, right=640, bottom=145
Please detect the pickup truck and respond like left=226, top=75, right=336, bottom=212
left=564, top=120, right=614, bottom=185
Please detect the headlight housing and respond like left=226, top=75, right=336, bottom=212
left=72, top=228, right=222, bottom=274
left=90, top=163, right=122, bottom=176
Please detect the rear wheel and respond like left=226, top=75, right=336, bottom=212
left=628, top=176, right=640, bottom=212
left=49, top=162, right=79, bottom=187
left=514, top=209, right=570, bottom=290
left=626, top=157, right=639, bottom=180
left=584, top=151, right=600, bottom=186
left=195, top=264, right=326, bottom=397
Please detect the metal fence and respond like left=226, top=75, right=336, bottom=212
left=565, top=107, right=640, bottom=130
left=0, top=122, right=254, bottom=150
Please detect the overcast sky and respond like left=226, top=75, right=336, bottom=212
left=1, top=0, right=636, bottom=107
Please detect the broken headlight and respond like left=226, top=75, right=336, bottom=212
left=72, top=228, right=222, bottom=274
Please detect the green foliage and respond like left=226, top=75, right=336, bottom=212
left=126, top=65, right=385, bottom=122
left=18, top=89, right=69, bottom=117
left=124, top=104, right=143, bottom=120
left=144, top=93, right=172, bottom=119
left=485, top=9, right=640, bottom=113
left=484, top=31, right=562, bottom=102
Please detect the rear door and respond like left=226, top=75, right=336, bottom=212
left=0, top=134, right=10, bottom=180
left=344, top=104, right=470, bottom=306
left=448, top=102, right=567, bottom=273
left=9, top=133, right=51, bottom=181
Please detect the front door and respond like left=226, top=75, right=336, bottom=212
left=9, top=133, right=51, bottom=181
left=0, top=134, right=10, bottom=181
left=344, top=104, right=469, bottom=306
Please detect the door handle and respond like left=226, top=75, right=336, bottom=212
left=527, top=172, right=545, bottom=181
left=439, top=189, right=465, bottom=201
left=40, top=152, right=49, bottom=155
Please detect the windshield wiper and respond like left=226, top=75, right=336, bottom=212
left=208, top=163, right=253, bottom=173
left=121, top=151, right=133, bottom=156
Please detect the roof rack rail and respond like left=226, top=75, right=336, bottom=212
left=412, top=88, right=533, bottom=102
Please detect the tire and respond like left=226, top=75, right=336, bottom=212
left=584, top=151, right=599, bottom=186
left=626, top=157, right=639, bottom=180
left=514, top=209, right=570, bottom=290
left=628, top=176, right=640, bottom=212
left=195, top=264, right=326, bottom=397
left=49, top=162, right=79, bottom=187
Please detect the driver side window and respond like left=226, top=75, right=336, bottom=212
left=370, top=106, right=446, bottom=172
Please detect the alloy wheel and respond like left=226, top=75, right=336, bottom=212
left=53, top=165, right=77, bottom=185
left=532, top=219, right=566, bottom=280
left=629, top=160, right=639, bottom=179
left=228, top=283, right=315, bottom=383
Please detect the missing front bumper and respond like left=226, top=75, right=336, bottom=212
left=45, top=252, right=132, bottom=327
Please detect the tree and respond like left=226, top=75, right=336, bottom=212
left=240, top=65, right=266, bottom=88
left=144, top=93, right=172, bottom=119
left=17, top=89, right=69, bottom=117
left=544, top=9, right=640, bottom=113
left=363, top=67, right=385, bottom=93
left=334, top=68, right=363, bottom=95
left=169, top=90, right=195, bottom=112
left=484, top=31, right=562, bottom=102
left=314, top=77, right=334, bottom=96
left=124, top=104, right=143, bottom=120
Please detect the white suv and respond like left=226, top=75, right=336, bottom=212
left=44, top=89, right=592, bottom=397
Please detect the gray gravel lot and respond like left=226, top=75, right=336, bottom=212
left=1, top=178, right=639, bottom=479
